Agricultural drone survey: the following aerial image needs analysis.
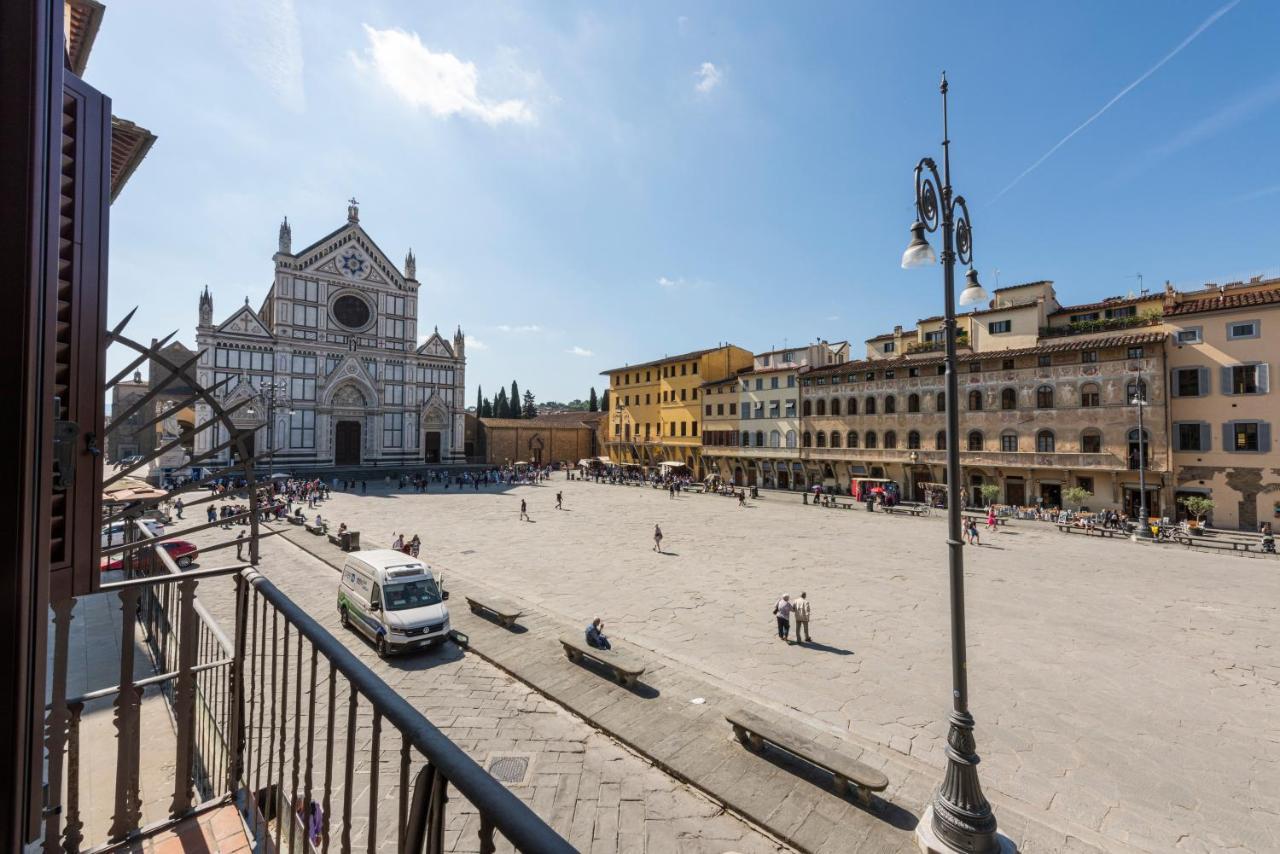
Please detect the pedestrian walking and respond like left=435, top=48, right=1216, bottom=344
left=555, top=491, right=563, bottom=510
left=175, top=497, right=184, bottom=519
left=793, top=592, right=812, bottom=642
left=774, top=594, right=793, bottom=642
left=966, top=518, right=980, bottom=546
left=235, top=530, right=245, bottom=561
left=520, top=499, right=529, bottom=522
left=986, top=505, right=997, bottom=532
left=653, top=524, right=663, bottom=553
left=207, top=505, right=216, bottom=525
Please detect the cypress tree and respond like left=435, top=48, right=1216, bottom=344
left=522, top=390, right=536, bottom=418
left=495, top=388, right=508, bottom=418
left=476, top=386, right=483, bottom=415
left=588, top=387, right=598, bottom=411
left=510, top=381, right=521, bottom=419
left=601, top=388, right=610, bottom=411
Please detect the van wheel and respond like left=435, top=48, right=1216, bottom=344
left=177, top=556, right=193, bottom=568
left=340, top=607, right=351, bottom=630
left=376, top=637, right=389, bottom=658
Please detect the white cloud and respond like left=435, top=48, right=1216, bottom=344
left=465, top=335, right=488, bottom=350
left=566, top=346, right=594, bottom=357
left=495, top=323, right=543, bottom=333
left=354, top=25, right=534, bottom=125
left=657, top=276, right=680, bottom=289
left=695, top=62, right=722, bottom=94
left=219, top=0, right=305, bottom=109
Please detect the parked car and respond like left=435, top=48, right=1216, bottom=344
left=101, top=539, right=198, bottom=571
left=101, top=518, right=165, bottom=548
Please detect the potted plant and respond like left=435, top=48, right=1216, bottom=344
left=1062, top=485, right=1093, bottom=510
left=1178, top=496, right=1214, bottom=534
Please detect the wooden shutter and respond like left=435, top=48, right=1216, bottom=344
left=1258, top=363, right=1270, bottom=394
left=1199, top=423, right=1211, bottom=452
left=1198, top=367, right=1209, bottom=396
left=50, top=73, right=111, bottom=599
left=1222, top=423, right=1233, bottom=453
left=1259, top=422, right=1272, bottom=453
left=1220, top=367, right=1233, bottom=396
left=1169, top=369, right=1180, bottom=398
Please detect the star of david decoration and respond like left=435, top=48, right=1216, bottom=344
left=339, top=249, right=367, bottom=278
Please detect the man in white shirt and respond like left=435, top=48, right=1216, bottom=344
left=774, top=594, right=793, bottom=641
left=793, top=592, right=812, bottom=642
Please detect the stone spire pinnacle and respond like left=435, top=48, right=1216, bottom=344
left=404, top=247, right=416, bottom=280
left=278, top=216, right=292, bottom=254
left=198, top=285, right=213, bottom=327
left=347, top=197, right=359, bottom=224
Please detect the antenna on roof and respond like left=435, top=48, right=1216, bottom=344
left=1130, top=272, right=1147, bottom=296
left=993, top=268, right=1000, bottom=288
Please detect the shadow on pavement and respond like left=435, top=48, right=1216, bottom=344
left=383, top=639, right=467, bottom=671
left=570, top=657, right=661, bottom=699
left=793, top=640, right=854, bottom=656
left=744, top=741, right=918, bottom=829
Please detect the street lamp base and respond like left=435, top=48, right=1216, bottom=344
left=915, top=805, right=1018, bottom=854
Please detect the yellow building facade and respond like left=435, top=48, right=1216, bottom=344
left=602, top=345, right=753, bottom=476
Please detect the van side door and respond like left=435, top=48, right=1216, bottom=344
left=369, top=583, right=384, bottom=637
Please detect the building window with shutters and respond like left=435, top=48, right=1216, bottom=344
left=1081, top=429, right=1102, bottom=453
left=1228, top=421, right=1265, bottom=452
left=1173, top=367, right=1205, bottom=397
left=1000, top=431, right=1018, bottom=452
left=1036, top=430, right=1055, bottom=453
left=1229, top=364, right=1266, bottom=395
left=1174, top=422, right=1208, bottom=452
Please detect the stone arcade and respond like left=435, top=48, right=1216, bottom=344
left=193, top=201, right=466, bottom=471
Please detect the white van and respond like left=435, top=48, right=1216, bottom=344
left=337, top=550, right=450, bottom=657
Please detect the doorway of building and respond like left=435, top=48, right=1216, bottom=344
left=423, top=431, right=441, bottom=463
left=733, top=465, right=745, bottom=486
left=335, top=421, right=361, bottom=466
left=969, top=474, right=987, bottom=506
left=777, top=469, right=790, bottom=490
left=1041, top=483, right=1062, bottom=509
left=1005, top=478, right=1025, bottom=507
left=1124, top=487, right=1160, bottom=522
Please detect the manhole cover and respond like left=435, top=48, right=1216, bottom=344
left=488, top=755, right=529, bottom=784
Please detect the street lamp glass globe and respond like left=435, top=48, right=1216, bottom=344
left=958, top=267, right=989, bottom=307
left=901, top=222, right=936, bottom=269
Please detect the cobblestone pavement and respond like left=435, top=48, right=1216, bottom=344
left=184, top=516, right=788, bottom=854
left=290, top=477, right=1280, bottom=854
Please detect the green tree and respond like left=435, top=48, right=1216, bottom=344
left=480, top=396, right=492, bottom=418
left=522, top=390, right=536, bottom=418
left=1062, top=486, right=1093, bottom=509
left=510, top=381, right=521, bottom=419
left=977, top=483, right=1001, bottom=506
left=600, top=388, right=610, bottom=411
left=588, top=387, right=598, bottom=412
left=475, top=386, right=483, bottom=415
left=1179, top=495, right=1214, bottom=526
left=494, top=388, right=509, bottom=418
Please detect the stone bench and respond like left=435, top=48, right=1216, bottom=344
left=304, top=522, right=327, bottom=536
left=465, top=595, right=523, bottom=628
left=327, top=530, right=360, bottom=551
left=725, top=708, right=889, bottom=807
left=558, top=633, right=646, bottom=687
left=1056, top=524, right=1120, bottom=538
left=883, top=503, right=928, bottom=517
left=964, top=513, right=1008, bottom=526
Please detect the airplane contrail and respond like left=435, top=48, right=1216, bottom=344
left=991, top=0, right=1242, bottom=203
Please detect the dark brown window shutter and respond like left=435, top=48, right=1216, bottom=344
left=51, top=73, right=111, bottom=599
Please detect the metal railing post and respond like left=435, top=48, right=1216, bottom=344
left=169, top=576, right=200, bottom=817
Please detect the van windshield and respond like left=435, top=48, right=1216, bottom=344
left=383, top=577, right=441, bottom=611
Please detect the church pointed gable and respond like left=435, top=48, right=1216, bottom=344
left=215, top=303, right=275, bottom=340
left=319, top=353, right=379, bottom=403
left=294, top=223, right=407, bottom=290
left=416, top=331, right=455, bottom=359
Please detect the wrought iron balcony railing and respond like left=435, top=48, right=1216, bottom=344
left=45, top=522, right=573, bottom=853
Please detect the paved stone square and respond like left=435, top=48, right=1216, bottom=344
left=305, top=476, right=1280, bottom=853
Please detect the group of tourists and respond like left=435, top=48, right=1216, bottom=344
left=389, top=532, right=422, bottom=557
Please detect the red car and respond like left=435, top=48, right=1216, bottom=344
left=101, top=540, right=199, bottom=571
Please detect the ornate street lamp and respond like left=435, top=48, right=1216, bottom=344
left=900, top=73, right=1011, bottom=854
left=1130, top=368, right=1151, bottom=538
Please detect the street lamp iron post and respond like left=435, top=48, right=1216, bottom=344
left=900, top=73, right=1006, bottom=854
left=246, top=378, right=292, bottom=475
left=1131, top=368, right=1150, bottom=538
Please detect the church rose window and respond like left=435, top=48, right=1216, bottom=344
left=332, top=294, right=372, bottom=330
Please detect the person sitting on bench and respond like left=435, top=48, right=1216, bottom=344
left=585, top=617, right=611, bottom=650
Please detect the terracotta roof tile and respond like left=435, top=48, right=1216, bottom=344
left=1165, top=286, right=1280, bottom=317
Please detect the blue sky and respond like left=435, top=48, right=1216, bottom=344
left=97, top=1, right=1280, bottom=403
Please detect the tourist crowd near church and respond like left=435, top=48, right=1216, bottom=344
left=603, top=277, right=1280, bottom=531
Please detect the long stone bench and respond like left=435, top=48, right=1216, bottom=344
left=1057, top=524, right=1121, bottom=538
left=465, top=595, right=523, bottom=628
left=558, top=632, right=645, bottom=687
left=725, top=708, right=889, bottom=807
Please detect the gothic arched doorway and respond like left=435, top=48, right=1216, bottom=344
left=335, top=421, right=361, bottom=466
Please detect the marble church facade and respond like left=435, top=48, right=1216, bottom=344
left=193, top=201, right=467, bottom=471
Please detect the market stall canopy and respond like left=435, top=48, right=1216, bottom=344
left=103, top=477, right=167, bottom=504
left=658, top=461, right=689, bottom=469
left=269, top=472, right=294, bottom=480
